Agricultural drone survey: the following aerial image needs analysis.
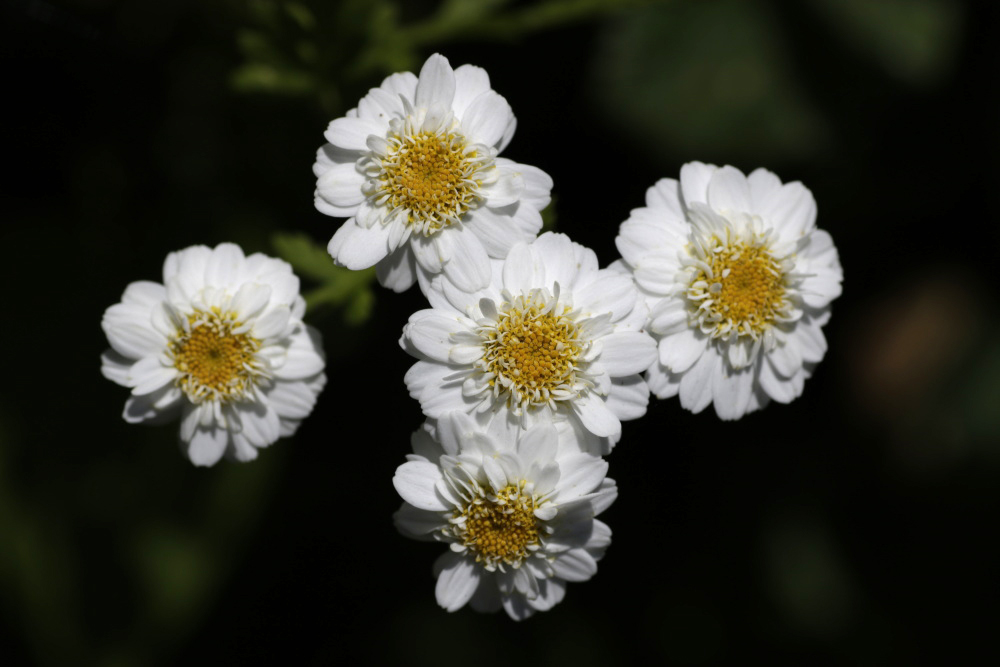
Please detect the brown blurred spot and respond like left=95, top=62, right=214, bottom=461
left=849, top=267, right=982, bottom=418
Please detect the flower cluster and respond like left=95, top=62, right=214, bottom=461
left=100, top=53, right=842, bottom=620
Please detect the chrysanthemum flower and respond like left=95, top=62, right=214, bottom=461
left=393, top=411, right=616, bottom=620
left=401, top=232, right=656, bottom=449
left=100, top=243, right=326, bottom=465
left=313, top=53, right=552, bottom=293
left=615, top=162, right=843, bottom=419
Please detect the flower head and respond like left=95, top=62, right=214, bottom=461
left=615, top=162, right=843, bottom=419
left=101, top=243, right=326, bottom=465
left=314, top=53, right=552, bottom=293
left=401, top=232, right=657, bottom=451
left=393, top=412, right=616, bottom=620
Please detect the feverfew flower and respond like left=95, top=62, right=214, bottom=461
left=615, top=163, right=843, bottom=420
left=101, top=243, right=326, bottom=466
left=401, top=232, right=656, bottom=450
left=314, top=53, right=552, bottom=293
left=393, top=412, right=616, bottom=620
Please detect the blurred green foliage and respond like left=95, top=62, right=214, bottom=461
left=271, top=231, right=376, bottom=323
left=591, top=0, right=961, bottom=163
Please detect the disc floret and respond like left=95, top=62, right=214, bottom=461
left=476, top=286, right=590, bottom=413
left=685, top=224, right=796, bottom=347
left=360, top=111, right=498, bottom=236
left=169, top=307, right=266, bottom=404
left=446, top=481, right=545, bottom=571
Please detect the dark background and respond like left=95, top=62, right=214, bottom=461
left=2, top=0, right=999, bottom=664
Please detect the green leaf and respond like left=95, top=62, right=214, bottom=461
left=271, top=232, right=343, bottom=282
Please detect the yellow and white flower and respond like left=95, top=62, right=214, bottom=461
left=314, top=53, right=552, bottom=293
left=100, top=243, right=326, bottom=465
left=615, top=163, right=843, bottom=419
left=393, top=412, right=616, bottom=620
left=401, top=232, right=656, bottom=450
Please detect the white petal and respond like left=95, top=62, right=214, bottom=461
left=795, top=319, right=828, bottom=363
left=323, top=116, right=385, bottom=151
left=375, top=245, right=417, bottom=292
left=527, top=232, right=589, bottom=290
left=415, top=53, right=456, bottom=109
left=759, top=180, right=816, bottom=238
left=205, top=243, right=246, bottom=288
left=266, top=380, right=318, bottom=419
left=102, top=311, right=165, bottom=360
left=598, top=331, right=657, bottom=376
left=237, top=404, right=281, bottom=447
left=482, top=456, right=508, bottom=492
left=551, top=548, right=598, bottom=582
left=658, top=328, right=706, bottom=374
left=441, top=228, right=492, bottom=293
left=574, top=272, right=637, bottom=321
left=572, top=392, right=621, bottom=439
left=501, top=242, right=546, bottom=295
left=434, top=552, right=480, bottom=612
left=604, top=374, right=650, bottom=422
left=648, top=299, right=689, bottom=336
left=555, top=453, right=608, bottom=500
left=759, top=356, right=800, bottom=403
left=231, top=283, right=271, bottom=321
left=706, top=165, right=752, bottom=213
left=466, top=207, right=523, bottom=258
left=768, top=339, right=803, bottom=378
left=678, top=350, right=718, bottom=414
left=482, top=168, right=523, bottom=208
left=184, top=427, right=228, bottom=467
left=461, top=90, right=514, bottom=148
left=517, top=423, right=558, bottom=465
left=315, top=161, right=366, bottom=208
left=436, top=411, right=479, bottom=456
left=711, top=367, right=755, bottom=420
left=101, top=349, right=132, bottom=386
left=273, top=326, right=325, bottom=380
left=327, top=220, right=391, bottom=270
left=394, top=503, right=445, bottom=539
left=451, top=64, right=492, bottom=118
left=129, top=357, right=178, bottom=396
left=679, top=161, right=716, bottom=208
left=394, top=460, right=449, bottom=511
left=405, top=309, right=466, bottom=362
left=251, top=305, right=291, bottom=340
left=121, top=281, right=167, bottom=308
left=645, top=177, right=686, bottom=221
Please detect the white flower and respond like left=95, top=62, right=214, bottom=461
left=401, top=232, right=657, bottom=450
left=313, top=53, right=552, bottom=293
left=100, top=243, right=327, bottom=466
left=393, top=411, right=616, bottom=620
left=615, top=162, right=843, bottom=420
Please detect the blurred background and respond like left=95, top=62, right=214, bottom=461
left=2, top=0, right=998, bottom=664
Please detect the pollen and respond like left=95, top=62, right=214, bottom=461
left=378, top=129, right=485, bottom=235
left=478, top=292, right=584, bottom=410
left=456, top=484, right=540, bottom=568
left=689, top=238, right=787, bottom=338
left=170, top=309, right=262, bottom=403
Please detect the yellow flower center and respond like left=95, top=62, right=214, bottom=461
left=693, top=240, right=786, bottom=337
left=171, top=309, right=261, bottom=403
left=456, top=484, right=540, bottom=567
left=380, top=130, right=484, bottom=235
left=479, top=294, right=584, bottom=409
